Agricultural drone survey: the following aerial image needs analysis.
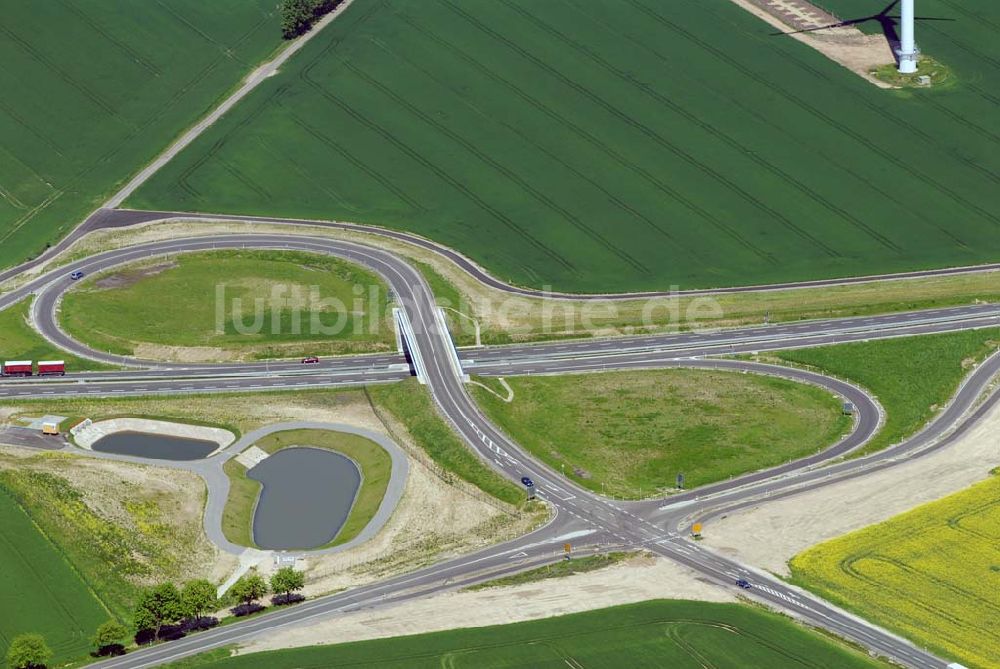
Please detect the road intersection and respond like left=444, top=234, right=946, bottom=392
left=2, top=231, right=997, bottom=667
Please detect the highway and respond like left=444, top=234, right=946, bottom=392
left=2, top=233, right=997, bottom=668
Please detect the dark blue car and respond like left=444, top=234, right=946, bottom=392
left=736, top=579, right=752, bottom=590
left=521, top=476, right=534, bottom=488
left=70, top=270, right=84, bottom=280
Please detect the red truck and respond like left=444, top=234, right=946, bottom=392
left=1, top=361, right=33, bottom=377
left=37, top=360, right=66, bottom=376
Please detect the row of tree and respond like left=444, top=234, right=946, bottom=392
left=136, top=568, right=305, bottom=642
left=280, top=0, right=342, bottom=39
left=5, top=568, right=306, bottom=668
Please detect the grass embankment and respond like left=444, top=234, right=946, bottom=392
left=0, top=298, right=112, bottom=371
left=0, top=485, right=108, bottom=665
left=222, top=429, right=392, bottom=548
left=0, top=385, right=523, bottom=507
left=0, top=0, right=281, bottom=270
left=790, top=471, right=1000, bottom=668
left=774, top=330, right=999, bottom=456
left=131, top=0, right=1000, bottom=292
left=0, top=453, right=218, bottom=622
left=60, top=250, right=394, bottom=360
left=367, top=380, right=525, bottom=505
left=468, top=551, right=632, bottom=590
left=472, top=369, right=850, bottom=497
left=164, top=599, right=888, bottom=668
left=414, top=240, right=1000, bottom=344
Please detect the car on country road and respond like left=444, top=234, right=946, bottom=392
left=736, top=579, right=752, bottom=589
left=301, top=356, right=320, bottom=364
left=70, top=270, right=84, bottom=280
left=521, top=476, right=534, bottom=487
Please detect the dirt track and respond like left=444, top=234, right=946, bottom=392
left=728, top=0, right=896, bottom=87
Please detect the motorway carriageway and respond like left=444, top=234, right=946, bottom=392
left=2, top=234, right=995, bottom=668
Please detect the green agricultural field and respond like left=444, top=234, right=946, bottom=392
left=222, top=429, right=392, bottom=548
left=129, top=0, right=1000, bottom=292
left=167, top=599, right=887, bottom=669
left=775, top=329, right=999, bottom=455
left=0, top=485, right=108, bottom=665
left=791, top=471, right=1000, bottom=669
left=0, top=0, right=282, bottom=270
left=0, top=298, right=111, bottom=371
left=471, top=368, right=849, bottom=497
left=60, top=250, right=394, bottom=359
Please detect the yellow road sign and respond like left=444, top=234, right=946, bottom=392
left=564, top=543, right=572, bottom=553
left=692, top=523, right=703, bottom=534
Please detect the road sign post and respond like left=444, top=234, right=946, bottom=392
left=676, top=473, right=684, bottom=489
left=564, top=543, right=571, bottom=560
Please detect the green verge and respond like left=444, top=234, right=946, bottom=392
left=414, top=261, right=511, bottom=346
left=0, top=384, right=523, bottom=508
left=222, top=429, right=391, bottom=549
left=472, top=369, right=851, bottom=497
left=0, top=485, right=109, bottom=665
left=788, top=471, right=1000, bottom=669
left=774, top=329, right=1000, bottom=456
left=59, top=250, right=394, bottom=359
left=466, top=551, right=633, bottom=591
left=0, top=298, right=113, bottom=371
left=366, top=380, right=524, bottom=505
left=162, top=599, right=888, bottom=669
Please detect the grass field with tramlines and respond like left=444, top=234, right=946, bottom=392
left=0, top=486, right=108, bottom=665
left=129, top=0, right=1000, bottom=292
left=0, top=0, right=280, bottom=269
left=164, top=599, right=887, bottom=669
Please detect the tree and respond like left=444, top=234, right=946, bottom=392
left=181, top=579, right=218, bottom=622
left=280, top=0, right=315, bottom=39
left=92, top=620, right=128, bottom=657
left=133, top=582, right=184, bottom=639
left=229, top=572, right=268, bottom=611
left=270, top=567, right=305, bottom=604
left=6, top=633, right=51, bottom=669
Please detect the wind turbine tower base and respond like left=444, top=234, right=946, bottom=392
left=898, top=0, right=918, bottom=74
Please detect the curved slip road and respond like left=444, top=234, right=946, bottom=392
left=3, top=207, right=1000, bottom=299
left=4, top=233, right=999, bottom=374
left=7, top=240, right=987, bottom=668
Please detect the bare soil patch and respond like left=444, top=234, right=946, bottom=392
left=92, top=260, right=176, bottom=289
left=702, top=395, right=1000, bottom=575
left=239, top=554, right=733, bottom=654
left=729, top=0, right=896, bottom=87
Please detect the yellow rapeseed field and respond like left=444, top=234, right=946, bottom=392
left=790, top=471, right=1000, bottom=669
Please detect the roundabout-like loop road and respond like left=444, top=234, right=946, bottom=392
left=3, top=232, right=996, bottom=668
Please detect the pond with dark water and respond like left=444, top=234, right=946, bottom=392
left=91, top=431, right=218, bottom=460
left=248, top=447, right=361, bottom=550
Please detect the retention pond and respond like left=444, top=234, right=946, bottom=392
left=91, top=431, right=219, bottom=460
left=248, top=447, right=361, bottom=550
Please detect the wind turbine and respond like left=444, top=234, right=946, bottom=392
left=897, top=0, right=918, bottom=73
left=771, top=1, right=951, bottom=74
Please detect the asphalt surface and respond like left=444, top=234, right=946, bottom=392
left=2, top=234, right=997, bottom=668
left=7, top=206, right=997, bottom=300
left=3, top=232, right=998, bottom=376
